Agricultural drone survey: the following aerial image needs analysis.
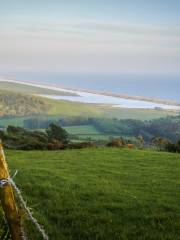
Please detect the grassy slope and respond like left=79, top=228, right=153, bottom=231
left=47, top=99, right=179, bottom=120
left=64, top=125, right=119, bottom=141
left=0, top=81, right=76, bottom=96
left=103, top=107, right=179, bottom=120
left=0, top=85, right=179, bottom=130
left=1, top=107, right=178, bottom=128
left=6, top=148, right=180, bottom=240
left=0, top=82, right=179, bottom=122
left=47, top=99, right=103, bottom=117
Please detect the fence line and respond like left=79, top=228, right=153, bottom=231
left=10, top=177, right=49, bottom=240
left=0, top=140, right=49, bottom=240
left=0, top=140, right=23, bottom=240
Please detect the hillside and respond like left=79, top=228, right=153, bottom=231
left=0, top=91, right=178, bottom=123
left=0, top=90, right=50, bottom=117
left=0, top=80, right=77, bottom=96
left=0, top=89, right=104, bottom=119
left=6, top=148, right=180, bottom=240
left=0, top=80, right=179, bottom=121
left=0, top=82, right=179, bottom=131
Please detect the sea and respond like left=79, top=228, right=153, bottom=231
left=3, top=73, right=180, bottom=102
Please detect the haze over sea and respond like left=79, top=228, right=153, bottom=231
left=1, top=2, right=180, bottom=102
left=9, top=73, right=180, bottom=102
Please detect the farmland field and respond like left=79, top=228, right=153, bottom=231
left=64, top=125, right=100, bottom=135
left=64, top=125, right=112, bottom=141
left=5, top=148, right=180, bottom=240
left=64, top=125, right=118, bottom=141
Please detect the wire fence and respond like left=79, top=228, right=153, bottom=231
left=10, top=174, right=49, bottom=240
left=0, top=205, right=11, bottom=240
left=0, top=173, right=49, bottom=240
left=0, top=141, right=49, bottom=240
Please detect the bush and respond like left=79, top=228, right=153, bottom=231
left=0, top=130, right=6, bottom=140
left=69, top=142, right=97, bottom=149
left=46, top=123, right=69, bottom=144
left=47, top=140, right=65, bottom=150
left=165, top=140, right=180, bottom=153
left=107, top=138, right=125, bottom=148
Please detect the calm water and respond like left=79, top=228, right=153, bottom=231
left=3, top=73, right=180, bottom=101
left=39, top=89, right=180, bottom=110
left=2, top=78, right=179, bottom=109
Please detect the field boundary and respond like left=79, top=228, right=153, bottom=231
left=0, top=140, right=48, bottom=240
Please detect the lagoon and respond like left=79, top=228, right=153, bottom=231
left=39, top=89, right=180, bottom=110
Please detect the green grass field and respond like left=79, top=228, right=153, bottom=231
left=64, top=125, right=100, bottom=135
left=103, top=107, right=179, bottom=120
left=47, top=99, right=179, bottom=120
left=64, top=125, right=139, bottom=141
left=64, top=124, right=107, bottom=140
left=4, top=148, right=180, bottom=240
left=64, top=125, right=112, bottom=141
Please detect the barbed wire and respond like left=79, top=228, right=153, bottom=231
left=0, top=173, right=49, bottom=240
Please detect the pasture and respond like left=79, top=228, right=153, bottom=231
left=64, top=125, right=100, bottom=135
left=64, top=124, right=111, bottom=141
left=4, top=148, right=180, bottom=240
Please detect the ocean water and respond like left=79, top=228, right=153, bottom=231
left=3, top=79, right=178, bottom=109
left=40, top=91, right=180, bottom=110
left=4, top=73, right=180, bottom=102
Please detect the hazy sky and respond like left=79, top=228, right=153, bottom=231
left=0, top=0, right=180, bottom=77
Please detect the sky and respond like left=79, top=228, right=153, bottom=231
left=0, top=0, right=180, bottom=78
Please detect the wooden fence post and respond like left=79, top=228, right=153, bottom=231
left=0, top=140, right=23, bottom=240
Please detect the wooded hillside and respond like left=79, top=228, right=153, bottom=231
left=0, top=90, right=50, bottom=117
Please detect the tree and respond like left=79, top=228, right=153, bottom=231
left=137, top=135, right=144, bottom=149
left=7, top=126, right=26, bottom=135
left=46, top=123, right=69, bottom=144
left=0, top=130, right=6, bottom=140
left=152, top=137, right=169, bottom=151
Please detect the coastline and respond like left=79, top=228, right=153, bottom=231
left=0, top=78, right=180, bottom=110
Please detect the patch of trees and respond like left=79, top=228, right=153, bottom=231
left=23, top=116, right=92, bottom=129
left=148, top=137, right=180, bottom=153
left=0, top=124, right=68, bottom=150
left=0, top=124, right=96, bottom=151
left=0, top=124, right=179, bottom=153
left=91, top=116, right=180, bottom=142
left=23, top=115, right=180, bottom=142
left=165, top=140, right=180, bottom=153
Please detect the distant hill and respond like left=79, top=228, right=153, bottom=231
left=0, top=80, right=76, bottom=96
left=0, top=90, right=50, bottom=117
left=0, top=81, right=179, bottom=121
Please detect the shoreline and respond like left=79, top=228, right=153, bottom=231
left=0, top=78, right=180, bottom=109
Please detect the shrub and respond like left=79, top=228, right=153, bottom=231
left=46, top=123, right=69, bottom=144
left=107, top=138, right=125, bottom=147
left=68, top=142, right=96, bottom=149
left=165, top=140, right=180, bottom=153
left=47, top=140, right=65, bottom=150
